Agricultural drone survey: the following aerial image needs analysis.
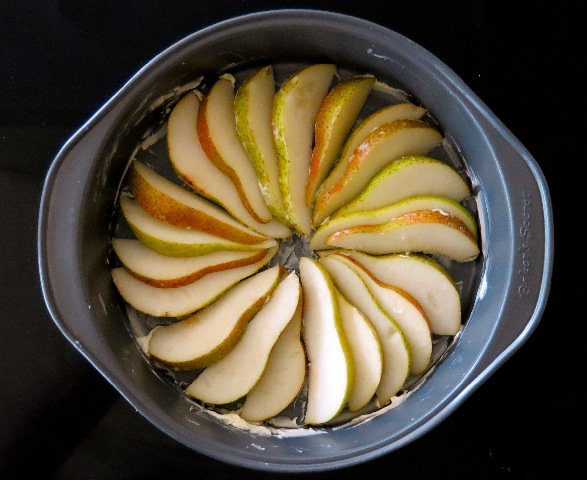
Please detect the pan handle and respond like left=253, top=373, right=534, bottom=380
left=469, top=113, right=554, bottom=377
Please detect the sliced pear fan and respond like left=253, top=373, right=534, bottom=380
left=120, top=196, right=276, bottom=257
left=319, top=256, right=410, bottom=405
left=338, top=155, right=472, bottom=215
left=313, top=119, right=443, bottom=225
left=186, top=272, right=301, bottom=405
left=112, top=239, right=271, bottom=288
left=300, top=257, right=353, bottom=425
left=234, top=66, right=288, bottom=223
left=111, top=247, right=277, bottom=317
left=147, top=265, right=282, bottom=369
left=109, top=64, right=480, bottom=424
left=129, top=161, right=267, bottom=245
left=332, top=250, right=462, bottom=335
left=311, top=194, right=478, bottom=251
left=197, top=76, right=272, bottom=223
left=273, top=64, right=337, bottom=234
left=240, top=298, right=306, bottom=422
left=305, top=76, right=375, bottom=206
left=337, top=292, right=383, bottom=412
left=166, top=92, right=291, bottom=238
left=316, top=102, right=427, bottom=200
left=332, top=254, right=432, bottom=375
left=326, top=210, right=480, bottom=262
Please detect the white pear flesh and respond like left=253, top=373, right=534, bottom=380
left=337, top=292, right=383, bottom=412
left=111, top=247, right=277, bottom=317
left=147, top=265, right=282, bottom=369
left=273, top=64, right=336, bottom=234
left=317, top=102, right=426, bottom=199
left=197, top=76, right=272, bottom=223
left=166, top=92, right=291, bottom=238
left=311, top=194, right=477, bottom=250
left=120, top=196, right=276, bottom=257
left=305, top=76, right=375, bottom=205
left=240, top=299, right=306, bottom=422
left=112, top=238, right=271, bottom=288
left=300, top=257, right=353, bottom=425
left=333, top=251, right=461, bottom=335
left=129, top=161, right=267, bottom=245
left=319, top=256, right=409, bottom=405
left=234, top=66, right=288, bottom=223
left=332, top=255, right=432, bottom=375
left=313, top=119, right=442, bottom=225
left=186, top=272, right=301, bottom=404
left=338, top=155, right=472, bottom=215
left=326, top=210, right=480, bottom=262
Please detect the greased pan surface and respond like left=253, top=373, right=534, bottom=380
left=38, top=10, right=553, bottom=472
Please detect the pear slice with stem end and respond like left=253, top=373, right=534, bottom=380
left=167, top=91, right=291, bottom=239
left=305, top=76, right=375, bottom=206
left=120, top=196, right=276, bottom=257
left=197, top=76, right=272, bottom=223
left=240, top=296, right=306, bottom=422
left=129, top=161, right=267, bottom=245
left=111, top=247, right=277, bottom=317
left=337, top=155, right=472, bottom=216
left=234, top=66, right=288, bottom=224
left=326, top=210, right=480, bottom=262
left=328, top=250, right=461, bottom=336
left=147, top=265, right=282, bottom=369
left=273, top=64, right=337, bottom=234
left=312, top=119, right=443, bottom=226
left=319, top=256, right=409, bottom=405
left=300, top=257, right=353, bottom=425
left=331, top=254, right=432, bottom=375
left=112, top=238, right=270, bottom=288
left=337, top=292, right=383, bottom=412
left=315, top=103, right=427, bottom=204
left=186, top=272, right=300, bottom=405
left=311, top=194, right=477, bottom=251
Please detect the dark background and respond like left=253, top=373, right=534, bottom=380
left=0, top=1, right=581, bottom=478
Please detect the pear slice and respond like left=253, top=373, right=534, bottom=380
left=331, top=254, right=432, bottom=375
left=197, top=76, right=272, bottom=223
left=332, top=250, right=461, bottom=335
left=338, top=155, right=472, bottom=215
left=326, top=210, right=480, bottom=262
left=112, top=238, right=270, bottom=288
left=240, top=298, right=306, bottom=422
left=273, top=64, right=336, bottom=234
left=129, top=161, right=267, bottom=245
left=234, top=66, right=288, bottom=223
left=305, top=76, right=375, bottom=206
left=312, top=119, right=442, bottom=225
left=319, top=256, right=409, bottom=404
left=186, top=272, right=300, bottom=405
left=147, top=265, right=282, bottom=369
left=337, top=292, right=383, bottom=412
left=315, top=103, right=427, bottom=206
left=167, top=91, right=291, bottom=238
left=111, top=247, right=277, bottom=317
left=120, top=196, right=276, bottom=257
left=311, top=194, right=478, bottom=250
left=300, top=257, right=353, bottom=425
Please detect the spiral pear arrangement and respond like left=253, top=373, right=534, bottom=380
left=111, top=64, right=479, bottom=426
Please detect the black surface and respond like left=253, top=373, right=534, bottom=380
left=0, top=1, right=580, bottom=478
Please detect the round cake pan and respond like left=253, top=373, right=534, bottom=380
left=38, top=10, right=553, bottom=472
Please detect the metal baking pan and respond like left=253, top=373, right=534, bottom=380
left=38, top=10, right=553, bottom=472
